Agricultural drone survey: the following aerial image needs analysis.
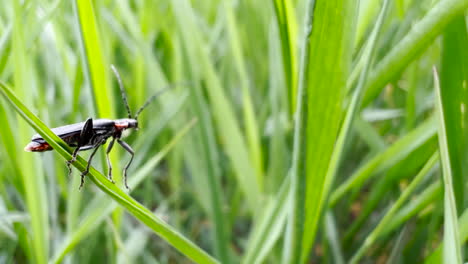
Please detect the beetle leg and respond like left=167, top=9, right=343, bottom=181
left=66, top=118, right=95, bottom=177
left=117, top=139, right=134, bottom=190
left=79, top=138, right=107, bottom=189
left=105, top=138, right=116, bottom=183
left=66, top=147, right=81, bottom=177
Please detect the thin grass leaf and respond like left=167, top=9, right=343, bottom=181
left=330, top=117, right=437, bottom=206
left=424, top=207, right=468, bottom=264
left=287, top=0, right=315, bottom=261
left=224, top=1, right=265, bottom=192
left=349, top=151, right=439, bottom=263
left=323, top=0, right=389, bottom=216
left=324, top=212, right=345, bottom=264
left=434, top=67, right=462, bottom=264
left=0, top=82, right=220, bottom=264
left=383, top=181, right=442, bottom=235
left=362, top=0, right=468, bottom=106
left=242, top=180, right=290, bottom=264
left=12, top=1, right=49, bottom=263
left=272, top=0, right=298, bottom=112
left=172, top=0, right=260, bottom=212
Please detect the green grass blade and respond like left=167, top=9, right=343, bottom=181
left=424, top=207, right=468, bottom=264
left=172, top=0, right=260, bottom=211
left=434, top=67, right=462, bottom=264
left=287, top=1, right=315, bottom=262
left=272, top=0, right=298, bottom=112
left=330, top=117, right=437, bottom=206
left=288, top=0, right=356, bottom=262
left=224, top=2, right=265, bottom=192
left=362, top=0, right=468, bottom=106
left=324, top=212, right=345, bottom=264
left=12, top=1, right=49, bottom=263
left=74, top=0, right=114, bottom=118
left=439, top=15, right=468, bottom=213
left=383, top=181, right=442, bottom=235
left=0, top=82, right=220, bottom=264
left=349, top=151, right=439, bottom=263
left=242, top=179, right=290, bottom=264
left=323, top=0, right=389, bottom=217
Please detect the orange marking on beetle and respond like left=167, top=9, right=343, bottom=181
left=114, top=123, right=128, bottom=129
left=24, top=142, right=52, bottom=152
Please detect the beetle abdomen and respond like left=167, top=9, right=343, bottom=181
left=24, top=141, right=52, bottom=152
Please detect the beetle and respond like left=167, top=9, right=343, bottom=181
left=24, top=65, right=167, bottom=189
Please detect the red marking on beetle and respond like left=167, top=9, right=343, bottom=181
left=24, top=142, right=52, bottom=152
left=114, top=123, right=128, bottom=130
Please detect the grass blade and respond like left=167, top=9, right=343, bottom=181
left=330, top=117, right=437, bottom=206
left=434, top=67, right=462, bottom=264
left=324, top=0, right=389, bottom=217
left=12, top=1, right=49, bottom=262
left=272, top=0, right=298, bottom=111
left=349, top=152, right=439, bottom=263
left=74, top=0, right=114, bottom=118
left=362, top=0, right=468, bottom=106
left=289, top=0, right=356, bottom=262
left=439, top=15, right=468, bottom=213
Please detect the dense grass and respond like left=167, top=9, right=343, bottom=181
left=0, top=0, right=467, bottom=263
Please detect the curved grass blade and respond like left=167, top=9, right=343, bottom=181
left=51, top=119, right=197, bottom=264
left=0, top=81, right=220, bottom=264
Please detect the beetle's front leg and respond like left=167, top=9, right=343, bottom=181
left=66, top=118, right=94, bottom=178
left=66, top=147, right=81, bottom=177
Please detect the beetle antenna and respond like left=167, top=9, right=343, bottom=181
left=111, top=65, right=133, bottom=119
left=134, top=81, right=189, bottom=119
left=134, top=88, right=170, bottom=119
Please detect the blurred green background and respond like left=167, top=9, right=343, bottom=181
left=0, top=0, right=467, bottom=263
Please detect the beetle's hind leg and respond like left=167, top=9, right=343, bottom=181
left=105, top=138, right=116, bottom=183
left=117, top=139, right=134, bottom=190
left=79, top=139, right=106, bottom=189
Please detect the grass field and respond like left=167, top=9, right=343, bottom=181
left=0, top=0, right=467, bottom=263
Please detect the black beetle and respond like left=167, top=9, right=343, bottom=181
left=25, top=65, right=167, bottom=189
